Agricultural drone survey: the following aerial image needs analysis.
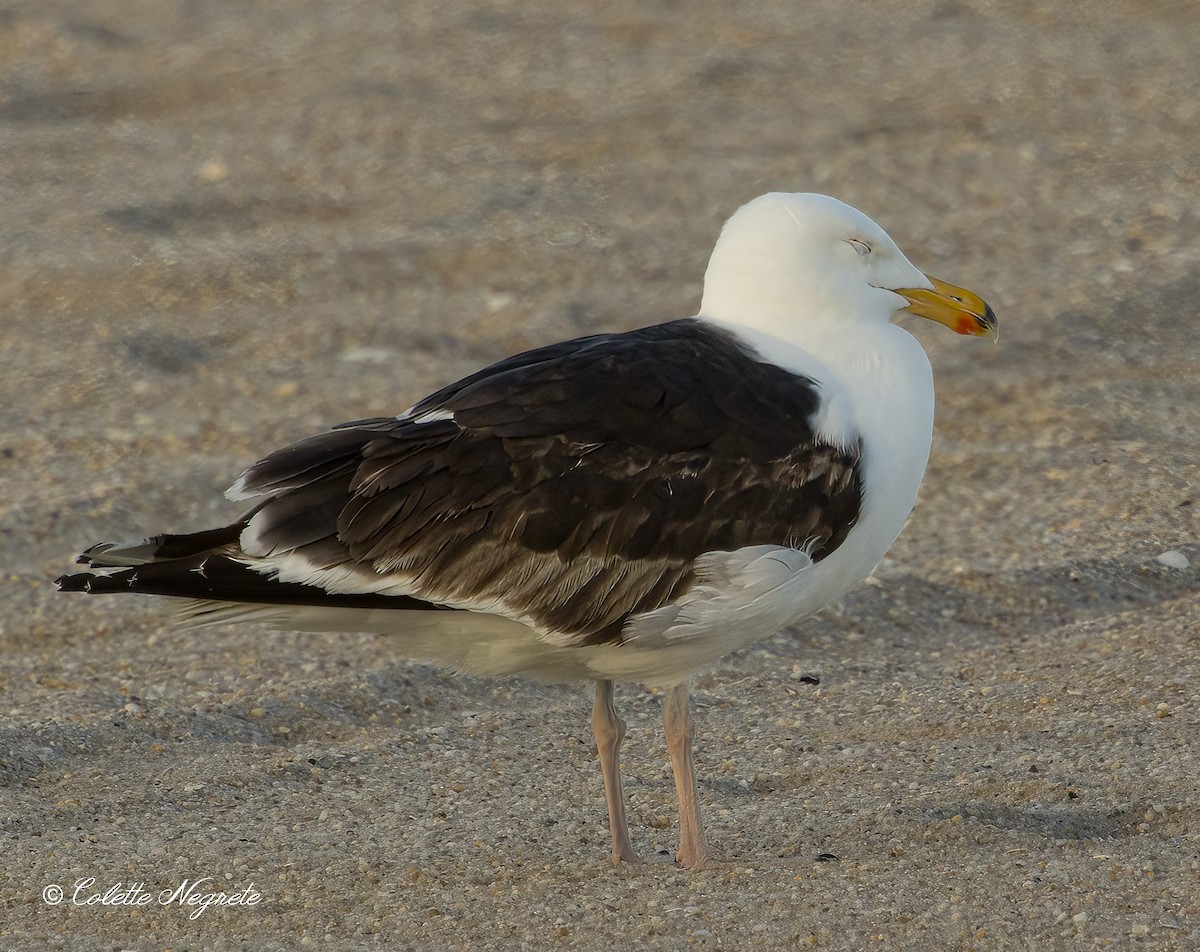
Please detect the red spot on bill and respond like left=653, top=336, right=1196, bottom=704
left=956, top=315, right=981, bottom=336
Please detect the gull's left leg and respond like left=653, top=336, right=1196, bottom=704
left=592, top=679, right=640, bottom=863
left=663, top=680, right=708, bottom=867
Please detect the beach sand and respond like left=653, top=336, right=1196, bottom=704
left=2, top=1, right=1198, bottom=947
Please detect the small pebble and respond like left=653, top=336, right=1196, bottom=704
left=1155, top=550, right=1190, bottom=570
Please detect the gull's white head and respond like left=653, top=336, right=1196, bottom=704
left=699, top=192, right=994, bottom=341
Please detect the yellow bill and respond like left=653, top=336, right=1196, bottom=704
left=896, top=275, right=997, bottom=339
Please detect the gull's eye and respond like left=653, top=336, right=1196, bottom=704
left=847, top=238, right=872, bottom=257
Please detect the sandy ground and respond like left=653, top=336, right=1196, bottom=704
left=2, top=0, right=1199, bottom=948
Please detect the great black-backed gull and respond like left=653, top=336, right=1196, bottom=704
left=57, top=192, right=996, bottom=867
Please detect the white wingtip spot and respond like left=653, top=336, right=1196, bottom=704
left=398, top=405, right=456, bottom=425
left=225, top=472, right=254, bottom=502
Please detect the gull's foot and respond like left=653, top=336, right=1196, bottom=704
left=674, top=845, right=710, bottom=870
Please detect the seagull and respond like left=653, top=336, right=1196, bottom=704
left=57, top=192, right=996, bottom=867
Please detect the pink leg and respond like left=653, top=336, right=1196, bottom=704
left=663, top=681, right=708, bottom=868
left=592, top=679, right=640, bottom=864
